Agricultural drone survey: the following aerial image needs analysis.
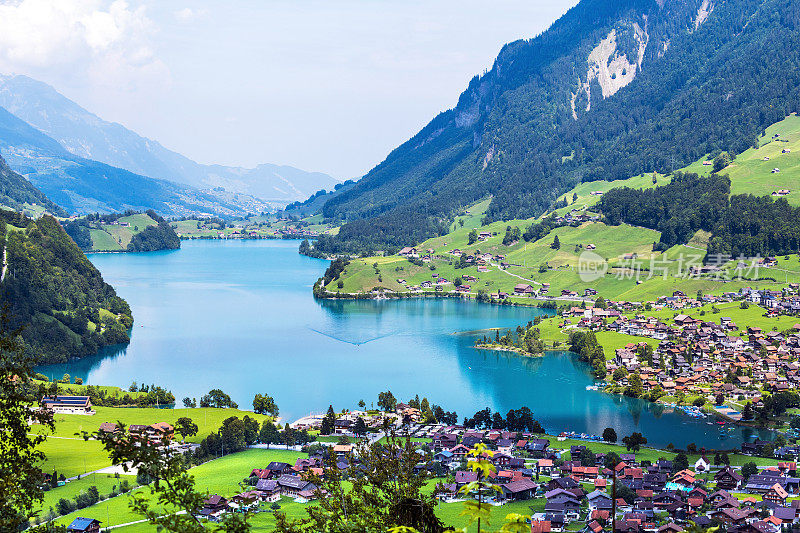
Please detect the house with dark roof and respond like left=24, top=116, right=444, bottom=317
left=41, top=395, right=93, bottom=415
left=276, top=474, right=318, bottom=499
left=66, top=518, right=101, bottom=533
left=500, top=478, right=536, bottom=501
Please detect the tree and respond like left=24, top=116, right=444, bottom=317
left=320, top=405, right=336, bottom=435
left=182, top=397, right=196, bottom=408
left=252, top=394, right=279, bottom=417
left=624, top=373, right=644, bottom=398
left=199, top=389, right=237, bottom=409
left=602, top=427, right=617, bottom=443
left=742, top=461, right=758, bottom=482
left=715, top=393, right=725, bottom=406
left=354, top=417, right=367, bottom=436
left=713, top=152, right=731, bottom=173
left=378, top=390, right=397, bottom=412
left=594, top=296, right=607, bottom=310
left=673, top=452, right=689, bottom=472
left=175, top=417, right=198, bottom=442
left=358, top=399, right=366, bottom=410
left=467, top=229, right=478, bottom=245
left=621, top=432, right=647, bottom=452
left=275, top=430, right=446, bottom=533
left=742, top=402, right=754, bottom=420
left=604, top=451, right=621, bottom=470
left=259, top=421, right=281, bottom=448
left=457, top=444, right=502, bottom=533
left=551, top=235, right=560, bottom=250
left=579, top=448, right=596, bottom=467
left=0, top=315, right=55, bottom=530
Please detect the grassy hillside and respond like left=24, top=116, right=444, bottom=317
left=320, top=160, right=800, bottom=303
left=64, top=210, right=180, bottom=253
left=682, top=114, right=800, bottom=204
left=88, top=213, right=158, bottom=251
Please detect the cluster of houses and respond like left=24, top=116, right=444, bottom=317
left=424, top=428, right=800, bottom=533
left=98, top=421, right=175, bottom=445
left=553, top=210, right=601, bottom=226
left=567, top=298, right=800, bottom=406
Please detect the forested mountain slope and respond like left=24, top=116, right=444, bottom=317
left=0, top=210, right=133, bottom=364
left=318, top=0, right=800, bottom=254
left=0, top=149, right=64, bottom=216
left=0, top=75, right=340, bottom=204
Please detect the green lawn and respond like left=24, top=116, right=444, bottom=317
left=38, top=438, right=112, bottom=478
left=34, top=473, right=137, bottom=519
left=37, top=406, right=275, bottom=444
left=89, top=228, right=123, bottom=251
left=53, top=449, right=304, bottom=530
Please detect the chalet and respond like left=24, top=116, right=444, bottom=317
left=66, top=518, right=102, bottom=533
left=276, top=474, right=318, bottom=499
left=527, top=438, right=550, bottom=457
left=500, top=479, right=537, bottom=501
left=454, top=471, right=478, bottom=487
left=398, top=247, right=418, bottom=257
left=587, top=490, right=613, bottom=510
left=200, top=495, right=228, bottom=518
left=514, top=284, right=535, bottom=295
left=41, top=395, right=94, bottom=415
left=255, top=479, right=281, bottom=501
left=98, top=422, right=124, bottom=435
left=128, top=423, right=174, bottom=443
left=764, top=483, right=789, bottom=505
left=715, top=467, right=744, bottom=490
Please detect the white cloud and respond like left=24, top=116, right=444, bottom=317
left=174, top=7, right=206, bottom=23
left=0, top=0, right=168, bottom=90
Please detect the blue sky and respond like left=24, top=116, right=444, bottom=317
left=0, top=0, right=577, bottom=179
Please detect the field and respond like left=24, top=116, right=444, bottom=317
left=52, top=448, right=305, bottom=530
left=33, top=405, right=276, bottom=483
left=37, top=437, right=113, bottom=478
left=88, top=213, right=159, bottom=251
left=38, top=406, right=275, bottom=443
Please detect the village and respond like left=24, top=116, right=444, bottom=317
left=555, top=285, right=800, bottom=420
left=41, top=388, right=800, bottom=533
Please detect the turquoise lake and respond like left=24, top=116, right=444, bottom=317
left=40, top=239, right=771, bottom=448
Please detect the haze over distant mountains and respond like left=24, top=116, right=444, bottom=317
left=0, top=74, right=339, bottom=208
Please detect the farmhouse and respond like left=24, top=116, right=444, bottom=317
left=514, top=284, right=535, bottom=295
left=41, top=395, right=94, bottom=415
left=398, top=247, right=418, bottom=257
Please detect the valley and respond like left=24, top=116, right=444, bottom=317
left=5, top=1, right=800, bottom=532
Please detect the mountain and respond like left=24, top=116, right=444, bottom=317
left=314, top=0, right=800, bottom=254
left=0, top=146, right=64, bottom=216
left=0, top=209, right=133, bottom=364
left=0, top=106, right=268, bottom=217
left=0, top=75, right=340, bottom=204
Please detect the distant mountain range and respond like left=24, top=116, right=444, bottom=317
left=315, top=0, right=800, bottom=255
left=0, top=75, right=339, bottom=207
left=0, top=105, right=259, bottom=217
